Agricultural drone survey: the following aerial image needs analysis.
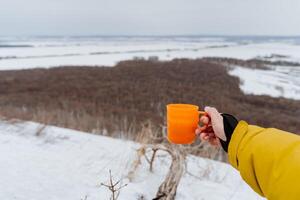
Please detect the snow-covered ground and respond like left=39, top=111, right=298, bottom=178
left=1, top=36, right=299, bottom=100
left=0, top=36, right=300, bottom=70
left=0, top=36, right=231, bottom=69
left=0, top=120, right=264, bottom=200
left=229, top=65, right=300, bottom=100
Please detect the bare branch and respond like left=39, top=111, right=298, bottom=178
left=100, top=170, right=128, bottom=200
left=128, top=144, right=186, bottom=200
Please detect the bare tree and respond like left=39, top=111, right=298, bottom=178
left=101, top=170, right=128, bottom=200
left=144, top=147, right=159, bottom=172
left=129, top=144, right=185, bottom=200
left=153, top=145, right=185, bottom=200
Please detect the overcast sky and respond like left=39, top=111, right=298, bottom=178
left=1, top=0, right=300, bottom=36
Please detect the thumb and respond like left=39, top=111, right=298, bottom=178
left=204, top=106, right=226, bottom=141
left=204, top=106, right=220, bottom=120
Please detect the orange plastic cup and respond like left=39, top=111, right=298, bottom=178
left=167, top=104, right=206, bottom=144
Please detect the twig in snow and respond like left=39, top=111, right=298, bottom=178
left=100, top=170, right=128, bottom=200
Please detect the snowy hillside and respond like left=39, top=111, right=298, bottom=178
left=0, top=120, right=264, bottom=200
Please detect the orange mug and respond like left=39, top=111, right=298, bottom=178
left=167, top=104, right=207, bottom=144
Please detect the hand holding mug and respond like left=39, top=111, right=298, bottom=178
left=195, top=106, right=227, bottom=146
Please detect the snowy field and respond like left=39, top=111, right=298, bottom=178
left=0, top=120, right=264, bottom=200
left=1, top=36, right=300, bottom=100
left=0, top=36, right=300, bottom=69
left=229, top=65, right=300, bottom=100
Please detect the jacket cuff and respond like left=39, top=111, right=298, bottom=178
left=220, top=113, right=239, bottom=152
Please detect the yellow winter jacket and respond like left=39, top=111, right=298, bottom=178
left=228, top=121, right=300, bottom=200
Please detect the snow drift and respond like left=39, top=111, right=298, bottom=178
left=0, top=120, right=264, bottom=200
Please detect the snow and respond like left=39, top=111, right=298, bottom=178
left=229, top=65, right=300, bottom=100
left=1, top=36, right=300, bottom=70
left=1, top=36, right=300, bottom=100
left=0, top=37, right=234, bottom=70
left=0, top=120, right=264, bottom=200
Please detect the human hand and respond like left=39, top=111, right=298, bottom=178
left=195, top=106, right=226, bottom=146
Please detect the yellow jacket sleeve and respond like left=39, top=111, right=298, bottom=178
left=228, top=121, right=300, bottom=200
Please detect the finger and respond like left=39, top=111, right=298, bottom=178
left=204, top=106, right=220, bottom=120
left=208, top=132, right=215, bottom=138
left=206, top=132, right=216, bottom=141
left=199, top=127, right=213, bottom=135
left=198, top=123, right=213, bottom=133
left=200, top=116, right=210, bottom=125
left=195, top=127, right=201, bottom=135
left=204, top=126, right=213, bottom=133
left=198, top=125, right=208, bottom=132
left=199, top=116, right=210, bottom=132
left=202, top=132, right=214, bottom=140
left=200, top=133, right=210, bottom=141
left=199, top=132, right=207, bottom=141
left=196, top=125, right=210, bottom=133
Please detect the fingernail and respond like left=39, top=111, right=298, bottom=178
left=204, top=106, right=210, bottom=111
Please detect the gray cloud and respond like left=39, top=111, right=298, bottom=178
left=0, top=0, right=300, bottom=36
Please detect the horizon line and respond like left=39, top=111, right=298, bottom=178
left=0, top=34, right=300, bottom=38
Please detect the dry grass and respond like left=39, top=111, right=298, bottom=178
left=0, top=58, right=299, bottom=138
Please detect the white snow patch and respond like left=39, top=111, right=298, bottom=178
left=229, top=66, right=300, bottom=100
left=0, top=121, right=264, bottom=200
